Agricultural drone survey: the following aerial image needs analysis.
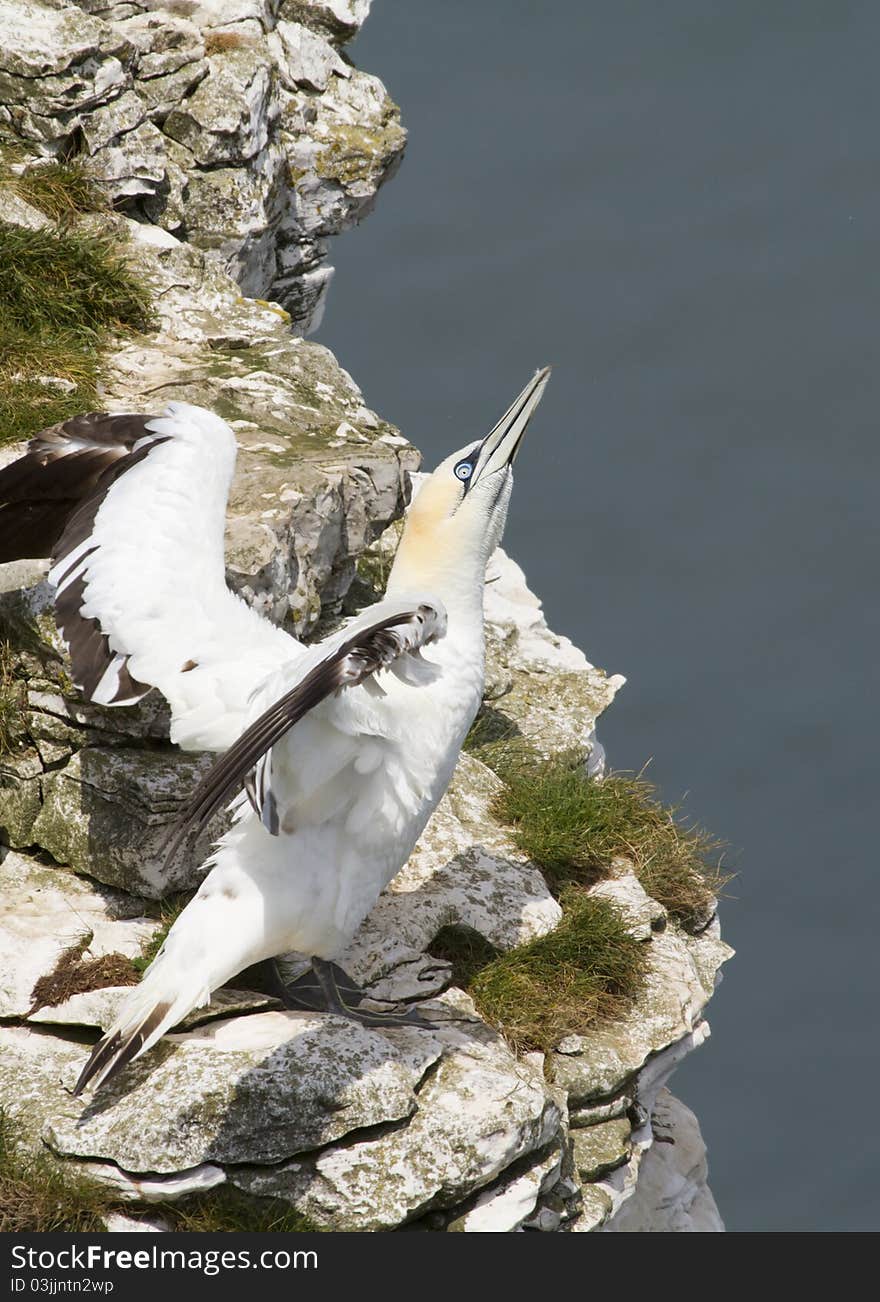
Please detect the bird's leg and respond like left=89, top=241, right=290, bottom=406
left=265, top=956, right=436, bottom=1028
left=311, top=957, right=437, bottom=1029
left=262, top=959, right=327, bottom=1013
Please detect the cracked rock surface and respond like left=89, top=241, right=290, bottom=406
left=0, top=549, right=730, bottom=1229
left=1, top=0, right=403, bottom=331
left=0, top=1, right=729, bottom=1232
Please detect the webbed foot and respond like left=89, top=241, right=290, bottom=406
left=264, top=957, right=436, bottom=1029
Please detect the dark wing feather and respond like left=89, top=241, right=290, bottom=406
left=0, top=413, right=158, bottom=563
left=163, top=602, right=445, bottom=864
left=0, top=412, right=172, bottom=705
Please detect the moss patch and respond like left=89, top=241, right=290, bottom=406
left=430, top=891, right=645, bottom=1054
left=0, top=219, right=151, bottom=446
left=28, top=934, right=138, bottom=1013
left=0, top=1109, right=112, bottom=1233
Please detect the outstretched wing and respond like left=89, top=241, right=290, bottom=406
left=164, top=598, right=447, bottom=860
left=0, top=403, right=299, bottom=750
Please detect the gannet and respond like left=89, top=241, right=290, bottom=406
left=0, top=367, right=550, bottom=1094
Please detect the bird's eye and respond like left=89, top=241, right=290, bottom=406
left=454, top=462, right=473, bottom=482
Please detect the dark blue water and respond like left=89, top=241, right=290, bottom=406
left=319, top=1, right=880, bottom=1231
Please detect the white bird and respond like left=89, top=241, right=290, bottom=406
left=0, top=367, right=550, bottom=1094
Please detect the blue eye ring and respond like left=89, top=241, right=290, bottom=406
left=454, top=461, right=473, bottom=482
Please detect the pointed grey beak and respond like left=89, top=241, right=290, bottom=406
left=471, top=366, right=551, bottom=486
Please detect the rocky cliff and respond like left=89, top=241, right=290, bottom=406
left=0, top=0, right=729, bottom=1233
left=1, top=0, right=403, bottom=332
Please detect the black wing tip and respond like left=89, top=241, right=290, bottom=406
left=161, top=603, right=447, bottom=859
left=73, top=1001, right=172, bottom=1097
left=73, top=1031, right=122, bottom=1097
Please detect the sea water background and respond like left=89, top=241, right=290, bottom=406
left=320, top=0, right=879, bottom=1231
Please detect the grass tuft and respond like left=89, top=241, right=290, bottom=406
left=132, top=893, right=192, bottom=974
left=0, top=220, right=152, bottom=447
left=0, top=1110, right=112, bottom=1233
left=162, top=1186, right=319, bottom=1232
left=0, top=223, right=151, bottom=339
left=473, top=732, right=726, bottom=931
left=448, top=724, right=728, bottom=1047
left=0, top=1110, right=316, bottom=1233
left=0, top=641, right=28, bottom=757
left=11, top=161, right=107, bottom=223
left=431, top=891, right=645, bottom=1054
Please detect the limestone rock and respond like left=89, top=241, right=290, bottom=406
left=0, top=189, right=50, bottom=230
left=47, top=1011, right=442, bottom=1173
left=0, top=851, right=158, bottom=1019
left=566, top=1025, right=714, bottom=1231
left=279, top=0, right=372, bottom=43
left=482, top=549, right=625, bottom=756
left=104, top=1212, right=170, bottom=1232
left=603, top=1090, right=724, bottom=1232
left=550, top=919, right=732, bottom=1106
left=0, top=1, right=132, bottom=148
left=29, top=745, right=219, bottom=897
left=1, top=0, right=398, bottom=331
left=29, top=984, right=277, bottom=1032
left=0, top=1026, right=91, bottom=1148
left=589, top=865, right=668, bottom=941
left=449, top=1143, right=564, bottom=1233
left=90, top=1162, right=225, bottom=1206
left=269, top=20, right=350, bottom=93
left=230, top=998, right=563, bottom=1231
left=571, top=1117, right=632, bottom=1182
left=163, top=46, right=274, bottom=166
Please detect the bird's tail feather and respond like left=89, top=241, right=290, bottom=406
left=74, top=826, right=292, bottom=1097
left=73, top=949, right=211, bottom=1096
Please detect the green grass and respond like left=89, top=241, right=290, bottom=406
left=0, top=223, right=151, bottom=338
left=431, top=890, right=645, bottom=1054
left=132, top=892, right=193, bottom=973
left=0, top=326, right=102, bottom=446
left=10, top=160, right=107, bottom=223
left=434, top=727, right=728, bottom=1050
left=161, top=1186, right=319, bottom=1232
left=0, top=1110, right=316, bottom=1232
left=0, top=220, right=152, bottom=447
left=468, top=725, right=726, bottom=931
left=0, top=1109, right=112, bottom=1232
left=0, top=641, right=28, bottom=757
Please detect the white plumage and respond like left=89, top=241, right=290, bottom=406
left=0, top=368, right=551, bottom=1093
left=49, top=406, right=297, bottom=742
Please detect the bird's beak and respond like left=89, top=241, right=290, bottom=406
left=471, top=366, right=551, bottom=486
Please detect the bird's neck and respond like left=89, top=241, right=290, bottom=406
left=385, top=542, right=488, bottom=631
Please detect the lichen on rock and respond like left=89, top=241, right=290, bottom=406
left=0, top=0, right=730, bottom=1233
left=0, top=0, right=402, bottom=332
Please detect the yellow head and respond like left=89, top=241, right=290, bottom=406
left=387, top=368, right=551, bottom=611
